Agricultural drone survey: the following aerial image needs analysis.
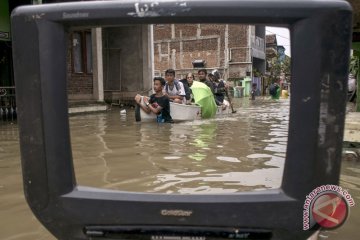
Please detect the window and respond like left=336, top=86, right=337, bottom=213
left=72, top=31, right=92, bottom=74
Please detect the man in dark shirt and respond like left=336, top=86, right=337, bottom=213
left=198, top=69, right=215, bottom=93
left=135, top=77, right=173, bottom=123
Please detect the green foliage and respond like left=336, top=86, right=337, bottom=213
left=281, top=56, right=291, bottom=77
left=252, top=68, right=262, bottom=77
left=268, top=54, right=291, bottom=83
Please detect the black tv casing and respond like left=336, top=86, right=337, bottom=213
left=11, top=0, right=352, bottom=239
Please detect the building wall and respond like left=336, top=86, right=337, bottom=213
left=102, top=25, right=153, bottom=102
left=103, top=26, right=144, bottom=92
left=66, top=73, right=93, bottom=96
left=154, top=24, right=250, bottom=80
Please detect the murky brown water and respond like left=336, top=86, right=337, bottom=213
left=72, top=99, right=288, bottom=193
left=0, top=98, right=359, bottom=239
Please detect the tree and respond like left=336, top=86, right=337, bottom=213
left=268, top=54, right=291, bottom=83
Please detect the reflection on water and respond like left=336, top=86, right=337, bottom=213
left=71, top=99, right=289, bottom=193
left=1, top=98, right=359, bottom=239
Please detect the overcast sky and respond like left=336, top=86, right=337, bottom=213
left=266, top=27, right=291, bottom=57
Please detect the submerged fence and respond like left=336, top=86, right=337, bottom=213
left=0, top=87, right=17, bottom=122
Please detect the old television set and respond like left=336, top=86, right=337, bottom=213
left=11, top=0, right=352, bottom=239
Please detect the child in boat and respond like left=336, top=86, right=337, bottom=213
left=163, top=69, right=186, bottom=104
left=134, top=77, right=173, bottom=123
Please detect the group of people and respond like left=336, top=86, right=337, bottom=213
left=198, top=69, right=229, bottom=108
left=134, top=68, right=230, bottom=123
left=268, top=81, right=289, bottom=100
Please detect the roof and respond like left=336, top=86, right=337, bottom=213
left=265, top=34, right=277, bottom=45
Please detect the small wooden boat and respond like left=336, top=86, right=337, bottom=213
left=135, top=96, right=201, bottom=122
left=135, top=97, right=230, bottom=122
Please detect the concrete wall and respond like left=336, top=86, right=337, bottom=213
left=253, top=25, right=266, bottom=74
left=102, top=25, right=153, bottom=101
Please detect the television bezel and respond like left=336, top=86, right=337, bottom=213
left=11, top=0, right=352, bottom=239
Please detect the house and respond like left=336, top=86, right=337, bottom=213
left=153, top=24, right=266, bottom=84
left=66, top=26, right=153, bottom=105
left=265, top=33, right=291, bottom=89
left=265, top=34, right=278, bottom=59
left=153, top=24, right=266, bottom=97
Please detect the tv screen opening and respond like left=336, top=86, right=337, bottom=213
left=11, top=1, right=352, bottom=239
left=69, top=23, right=290, bottom=194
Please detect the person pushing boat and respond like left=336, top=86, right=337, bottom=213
left=135, top=77, right=173, bottom=123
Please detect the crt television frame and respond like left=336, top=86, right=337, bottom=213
left=11, top=0, right=352, bottom=239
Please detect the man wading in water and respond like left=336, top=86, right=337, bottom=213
left=135, top=77, right=173, bottom=123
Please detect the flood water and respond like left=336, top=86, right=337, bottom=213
left=0, top=98, right=359, bottom=239
left=72, top=99, right=288, bottom=193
